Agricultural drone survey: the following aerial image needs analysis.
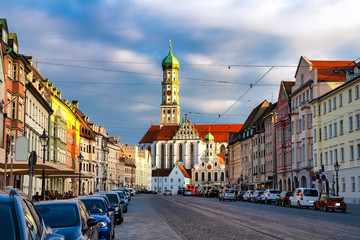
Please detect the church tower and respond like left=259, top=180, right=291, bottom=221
left=160, top=41, right=180, bottom=126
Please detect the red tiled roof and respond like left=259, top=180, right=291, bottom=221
left=310, top=60, right=356, bottom=81
left=152, top=168, right=172, bottom=177
left=177, top=164, right=191, bottom=178
left=139, top=124, right=242, bottom=144
left=217, top=154, right=225, bottom=165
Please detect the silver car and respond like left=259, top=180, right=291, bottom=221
left=243, top=190, right=254, bottom=201
left=219, top=189, right=236, bottom=201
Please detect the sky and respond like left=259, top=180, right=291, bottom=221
left=1, top=0, right=360, bottom=145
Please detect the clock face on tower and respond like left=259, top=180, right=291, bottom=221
left=167, top=90, right=171, bottom=95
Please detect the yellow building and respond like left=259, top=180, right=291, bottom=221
left=311, top=72, right=360, bottom=203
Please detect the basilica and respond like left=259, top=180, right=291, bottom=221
left=139, top=43, right=243, bottom=188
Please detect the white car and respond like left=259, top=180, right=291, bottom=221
left=243, top=190, right=254, bottom=201
left=289, top=188, right=320, bottom=208
left=164, top=190, right=172, bottom=196
left=261, top=189, right=281, bottom=204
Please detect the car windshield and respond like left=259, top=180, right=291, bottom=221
left=258, top=191, right=264, bottom=194
left=81, top=199, right=106, bottom=214
left=0, top=203, right=18, bottom=240
left=225, top=190, right=234, bottom=193
left=286, top=192, right=294, bottom=196
left=116, top=192, right=125, bottom=198
left=270, top=190, right=280, bottom=194
left=105, top=194, right=119, bottom=206
left=303, top=189, right=319, bottom=197
left=36, top=204, right=79, bottom=228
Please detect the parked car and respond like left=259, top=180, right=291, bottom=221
left=35, top=199, right=99, bottom=240
left=236, top=191, right=246, bottom=201
left=276, top=191, right=294, bottom=206
left=242, top=190, right=254, bottom=201
left=219, top=189, right=236, bottom=201
left=177, top=188, right=184, bottom=195
left=289, top=188, right=320, bottom=208
left=164, top=190, right=173, bottom=196
left=250, top=190, right=264, bottom=203
left=314, top=194, right=347, bottom=213
left=209, top=189, right=220, bottom=198
left=127, top=188, right=136, bottom=196
left=97, top=192, right=123, bottom=224
left=261, top=189, right=281, bottom=204
left=0, top=189, right=65, bottom=240
left=78, top=197, right=115, bottom=240
left=183, top=190, right=193, bottom=196
left=112, top=191, right=128, bottom=213
left=203, top=190, right=210, bottom=198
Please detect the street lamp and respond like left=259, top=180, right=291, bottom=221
left=39, top=130, right=49, bottom=200
left=95, top=164, right=99, bottom=191
left=334, top=161, right=340, bottom=197
left=78, top=153, right=84, bottom=196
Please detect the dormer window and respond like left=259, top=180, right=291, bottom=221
left=301, top=74, right=304, bottom=85
left=2, top=29, right=8, bottom=44
left=13, top=43, right=18, bottom=53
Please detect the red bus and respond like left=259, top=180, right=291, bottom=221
left=187, top=185, right=195, bottom=194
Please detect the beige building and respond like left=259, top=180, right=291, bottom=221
left=311, top=68, right=360, bottom=203
left=290, top=56, right=355, bottom=189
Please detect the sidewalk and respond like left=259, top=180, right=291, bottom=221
left=347, top=204, right=360, bottom=215
left=115, top=195, right=182, bottom=240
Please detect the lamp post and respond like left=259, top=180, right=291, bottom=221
left=95, top=164, right=99, bottom=191
left=39, top=130, right=49, bottom=200
left=334, top=161, right=340, bottom=197
left=240, top=173, right=243, bottom=191
left=78, top=153, right=84, bottom=196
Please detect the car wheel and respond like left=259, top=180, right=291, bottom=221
left=342, top=208, right=346, bottom=213
left=265, top=199, right=268, bottom=204
left=297, top=201, right=302, bottom=209
left=282, top=200, right=285, bottom=207
left=323, top=204, right=328, bottom=212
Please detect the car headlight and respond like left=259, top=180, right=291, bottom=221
left=97, top=222, right=108, bottom=228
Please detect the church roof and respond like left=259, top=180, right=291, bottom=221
left=205, top=132, right=214, bottom=142
left=139, top=123, right=243, bottom=144
left=161, top=42, right=179, bottom=70
left=217, top=154, right=225, bottom=165
left=152, top=168, right=172, bottom=177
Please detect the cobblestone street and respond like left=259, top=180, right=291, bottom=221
left=116, top=195, right=360, bottom=240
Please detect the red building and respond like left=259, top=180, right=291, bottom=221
left=276, top=81, right=295, bottom=192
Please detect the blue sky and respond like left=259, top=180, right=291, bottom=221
left=2, top=0, right=360, bottom=145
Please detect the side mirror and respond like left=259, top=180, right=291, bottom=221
left=87, top=218, right=98, bottom=227
left=109, top=207, right=115, bottom=211
left=121, top=200, right=125, bottom=204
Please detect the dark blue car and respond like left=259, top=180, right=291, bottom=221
left=97, top=192, right=123, bottom=224
left=113, top=191, right=128, bottom=213
left=35, top=199, right=99, bottom=240
left=79, top=197, right=115, bottom=240
left=0, top=189, right=64, bottom=240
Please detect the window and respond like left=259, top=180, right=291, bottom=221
left=302, top=115, right=305, bottom=130
left=323, top=102, right=327, bottom=114
left=325, top=152, right=328, bottom=165
left=13, top=63, right=17, bottom=80
left=12, top=101, right=16, bottom=119
left=313, top=106, right=316, bottom=117
left=324, top=126, right=327, bottom=140
left=313, top=129, right=317, bottom=142
left=178, top=178, right=181, bottom=182
left=349, top=116, right=353, bottom=132
left=358, top=176, right=360, bottom=192
left=301, top=74, right=304, bottom=85
left=356, top=85, right=359, bottom=100
left=351, top=177, right=355, bottom=192
left=329, top=124, right=332, bottom=138
left=356, top=114, right=360, bottom=130
left=310, top=87, right=313, bottom=99
left=340, top=120, right=344, bottom=135
left=330, top=150, right=333, bottom=164
left=334, top=149, right=338, bottom=164
left=333, top=97, right=337, bottom=109
left=342, top=178, right=346, bottom=192
left=340, top=147, right=345, bottom=162
left=314, top=153, right=318, bottom=166
left=334, top=122, right=338, bottom=137
left=318, top=105, right=321, bottom=115
left=19, top=103, right=23, bottom=121
left=328, top=99, right=332, bottom=112
left=357, top=144, right=360, bottom=160
left=350, top=145, right=354, bottom=160
left=339, top=94, right=343, bottom=107
left=349, top=89, right=353, bottom=102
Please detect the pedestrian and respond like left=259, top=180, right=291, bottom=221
left=32, top=192, right=41, bottom=202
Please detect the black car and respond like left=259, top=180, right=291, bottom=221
left=35, top=199, right=98, bottom=240
left=97, top=192, right=123, bottom=224
left=237, top=191, right=246, bottom=201
left=276, top=191, right=294, bottom=206
left=0, top=189, right=64, bottom=240
left=209, top=189, right=219, bottom=198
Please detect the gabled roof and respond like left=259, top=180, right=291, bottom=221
left=139, top=123, right=243, bottom=144
left=217, top=154, right=225, bottom=165
left=152, top=168, right=172, bottom=177
left=282, top=81, right=295, bottom=101
left=241, top=100, right=269, bottom=131
left=177, top=164, right=191, bottom=178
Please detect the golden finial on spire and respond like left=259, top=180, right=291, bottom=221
left=169, top=39, right=172, bottom=50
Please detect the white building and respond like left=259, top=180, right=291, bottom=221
left=152, top=164, right=191, bottom=195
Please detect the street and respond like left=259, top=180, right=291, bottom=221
left=116, top=194, right=360, bottom=240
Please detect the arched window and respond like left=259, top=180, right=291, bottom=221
left=208, top=172, right=211, bottom=182
left=168, top=144, right=173, bottom=168
left=214, top=172, right=218, bottom=182
left=220, top=145, right=226, bottom=154
left=195, top=172, right=198, bottom=181
left=190, top=143, right=195, bottom=168
left=201, top=172, right=205, bottom=182
left=161, top=144, right=165, bottom=168
left=221, top=172, right=224, bottom=181
left=301, top=176, right=307, bottom=188
left=178, top=144, right=183, bottom=162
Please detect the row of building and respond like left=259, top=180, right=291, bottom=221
left=0, top=18, right=152, bottom=196
left=228, top=56, right=360, bottom=203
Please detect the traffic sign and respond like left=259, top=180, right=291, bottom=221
left=15, top=136, right=29, bottom=161
left=321, top=174, right=326, bottom=181
left=311, top=175, right=317, bottom=181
